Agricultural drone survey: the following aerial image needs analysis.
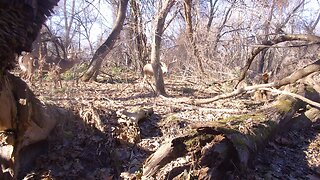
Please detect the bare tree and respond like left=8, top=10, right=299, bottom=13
left=82, top=0, right=129, bottom=81
left=74, top=6, right=99, bottom=55
left=257, top=0, right=305, bottom=74
left=206, top=0, right=219, bottom=32
left=303, top=4, right=320, bottom=34
left=211, top=0, right=235, bottom=51
left=150, top=0, right=176, bottom=95
left=236, top=34, right=320, bottom=87
left=63, top=0, right=76, bottom=57
left=183, top=0, right=205, bottom=74
left=256, top=0, right=276, bottom=74
left=130, top=0, right=148, bottom=73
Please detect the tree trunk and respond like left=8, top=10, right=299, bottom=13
left=257, top=0, right=275, bottom=74
left=206, top=0, right=218, bottom=32
left=82, top=0, right=129, bottom=82
left=63, top=0, right=76, bottom=53
left=257, top=0, right=304, bottom=74
left=150, top=0, right=176, bottom=96
left=130, top=0, right=148, bottom=74
left=183, top=0, right=205, bottom=74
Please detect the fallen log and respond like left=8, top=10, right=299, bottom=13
left=143, top=85, right=315, bottom=179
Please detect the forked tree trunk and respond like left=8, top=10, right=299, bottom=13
left=150, top=0, right=176, bottom=96
left=82, top=0, right=129, bottom=82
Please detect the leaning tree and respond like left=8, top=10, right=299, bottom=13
left=82, top=0, right=129, bottom=82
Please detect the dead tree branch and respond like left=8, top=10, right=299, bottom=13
left=274, top=59, right=320, bottom=88
left=193, top=83, right=274, bottom=105
left=261, top=88, right=320, bottom=108
left=195, top=58, right=320, bottom=105
left=235, top=34, right=320, bottom=88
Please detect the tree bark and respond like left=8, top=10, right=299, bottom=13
left=0, top=0, right=59, bottom=178
left=150, top=0, right=176, bottom=95
left=183, top=0, right=205, bottom=74
left=130, top=0, right=148, bottom=74
left=82, top=0, right=129, bottom=82
left=206, top=0, right=218, bottom=32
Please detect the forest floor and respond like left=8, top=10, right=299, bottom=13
left=23, top=70, right=320, bottom=180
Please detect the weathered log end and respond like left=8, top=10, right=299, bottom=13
left=0, top=73, right=70, bottom=178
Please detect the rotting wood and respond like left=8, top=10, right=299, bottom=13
left=143, top=86, right=309, bottom=179
left=0, top=73, right=71, bottom=179
left=274, top=59, right=320, bottom=88
left=0, top=0, right=59, bottom=178
left=261, top=87, right=320, bottom=108
left=118, top=107, right=154, bottom=124
left=303, top=73, right=320, bottom=94
left=288, top=107, right=320, bottom=131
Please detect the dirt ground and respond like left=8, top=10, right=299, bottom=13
left=21, top=71, right=320, bottom=179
